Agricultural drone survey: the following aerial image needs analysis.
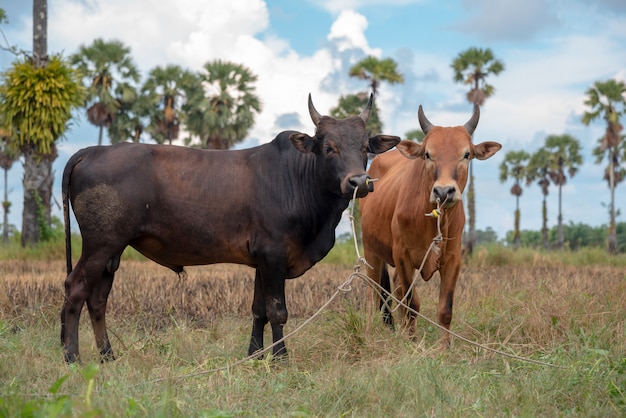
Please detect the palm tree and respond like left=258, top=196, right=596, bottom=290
left=331, top=92, right=382, bottom=136
left=142, top=65, right=195, bottom=145
left=525, top=148, right=553, bottom=249
left=581, top=79, right=626, bottom=254
left=543, top=134, right=583, bottom=249
left=185, top=60, right=261, bottom=149
left=451, top=47, right=505, bottom=255
left=349, top=56, right=404, bottom=95
left=0, top=1, right=84, bottom=246
left=108, top=81, right=148, bottom=143
left=71, top=38, right=140, bottom=145
left=340, top=56, right=403, bottom=135
left=0, top=128, right=18, bottom=243
left=499, top=150, right=530, bottom=248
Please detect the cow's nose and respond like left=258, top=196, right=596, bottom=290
left=433, top=185, right=455, bottom=204
left=349, top=174, right=373, bottom=198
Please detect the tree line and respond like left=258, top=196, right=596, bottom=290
left=0, top=2, right=624, bottom=256
left=499, top=79, right=626, bottom=254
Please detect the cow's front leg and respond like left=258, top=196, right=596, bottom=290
left=437, top=259, right=461, bottom=348
left=248, top=270, right=268, bottom=356
left=264, top=275, right=288, bottom=358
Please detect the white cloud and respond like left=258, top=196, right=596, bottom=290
left=328, top=10, right=379, bottom=56
left=312, top=0, right=424, bottom=15
left=36, top=0, right=380, bottom=146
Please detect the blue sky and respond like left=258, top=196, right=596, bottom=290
left=1, top=0, right=625, bottom=240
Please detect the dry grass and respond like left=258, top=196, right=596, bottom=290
left=1, top=259, right=625, bottom=357
left=1, top=257, right=625, bottom=416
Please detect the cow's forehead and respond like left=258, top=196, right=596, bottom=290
left=316, top=116, right=368, bottom=144
left=425, top=126, right=471, bottom=151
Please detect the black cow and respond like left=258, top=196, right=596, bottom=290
left=61, top=94, right=400, bottom=363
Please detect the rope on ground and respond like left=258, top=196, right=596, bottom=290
left=136, top=187, right=563, bottom=387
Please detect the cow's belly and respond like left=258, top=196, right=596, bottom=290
left=130, top=233, right=254, bottom=268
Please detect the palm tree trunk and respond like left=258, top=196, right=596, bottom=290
left=98, top=125, right=103, bottom=146
left=3, top=167, right=9, bottom=244
left=21, top=0, right=52, bottom=247
left=21, top=145, right=52, bottom=246
left=557, top=184, right=564, bottom=249
left=466, top=161, right=475, bottom=255
left=607, top=148, right=617, bottom=254
left=33, top=0, right=47, bottom=64
left=541, top=194, right=549, bottom=249
left=513, top=193, right=520, bottom=248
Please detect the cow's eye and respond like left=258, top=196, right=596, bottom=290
left=424, top=152, right=431, bottom=160
left=325, top=145, right=335, bottom=155
left=463, top=152, right=470, bottom=159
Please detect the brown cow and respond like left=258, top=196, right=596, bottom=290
left=360, top=104, right=501, bottom=345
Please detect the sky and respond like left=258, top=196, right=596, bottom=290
left=1, top=0, right=625, bottom=241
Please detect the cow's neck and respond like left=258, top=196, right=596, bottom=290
left=285, top=154, right=348, bottom=273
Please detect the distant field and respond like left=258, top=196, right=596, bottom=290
left=0, top=257, right=625, bottom=416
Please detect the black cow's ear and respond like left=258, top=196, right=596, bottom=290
left=289, top=132, right=319, bottom=154
left=368, top=134, right=401, bottom=154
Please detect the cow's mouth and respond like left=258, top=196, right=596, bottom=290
left=441, top=200, right=458, bottom=208
left=346, top=174, right=374, bottom=198
left=430, top=195, right=460, bottom=209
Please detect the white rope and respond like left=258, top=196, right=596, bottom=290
left=135, top=189, right=563, bottom=386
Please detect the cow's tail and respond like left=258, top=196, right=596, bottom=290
left=62, top=153, right=81, bottom=275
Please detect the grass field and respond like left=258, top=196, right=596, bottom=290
left=0, top=246, right=625, bottom=416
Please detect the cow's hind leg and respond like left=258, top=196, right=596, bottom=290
left=248, top=270, right=268, bottom=357
left=86, top=254, right=120, bottom=362
left=363, top=252, right=393, bottom=328
left=62, top=256, right=108, bottom=363
left=379, top=264, right=394, bottom=328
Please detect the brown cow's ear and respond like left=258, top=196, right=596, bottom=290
left=289, top=132, right=319, bottom=154
left=473, top=141, right=502, bottom=160
left=368, top=134, right=401, bottom=154
left=396, top=140, right=423, bottom=160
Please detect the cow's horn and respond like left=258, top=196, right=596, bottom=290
left=463, top=103, right=480, bottom=136
left=359, top=93, right=374, bottom=123
left=308, top=93, right=322, bottom=127
left=417, top=105, right=434, bottom=135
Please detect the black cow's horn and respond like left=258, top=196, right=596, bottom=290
left=308, top=93, right=322, bottom=127
left=464, top=103, right=480, bottom=136
left=417, top=105, right=434, bottom=135
left=359, top=93, right=374, bottom=123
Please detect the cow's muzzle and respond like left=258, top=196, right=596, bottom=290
left=349, top=174, right=374, bottom=198
left=432, top=185, right=460, bottom=208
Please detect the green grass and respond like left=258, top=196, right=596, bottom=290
left=1, top=237, right=625, bottom=416
left=0, top=304, right=624, bottom=417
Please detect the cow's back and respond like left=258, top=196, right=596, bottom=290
left=66, top=143, right=260, bottom=268
left=64, top=138, right=344, bottom=276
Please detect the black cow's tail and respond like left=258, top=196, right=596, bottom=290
left=62, top=153, right=80, bottom=275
